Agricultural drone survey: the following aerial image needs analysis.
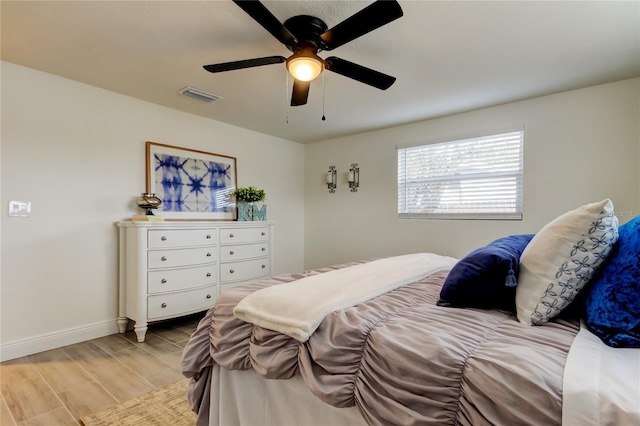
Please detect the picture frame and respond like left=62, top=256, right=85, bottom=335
left=145, top=141, right=237, bottom=220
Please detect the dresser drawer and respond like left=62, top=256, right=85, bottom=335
left=219, top=227, right=269, bottom=244
left=147, top=285, right=217, bottom=320
left=220, top=258, right=269, bottom=283
left=220, top=243, right=269, bottom=262
left=148, top=264, right=218, bottom=294
left=148, top=229, right=217, bottom=248
left=148, top=247, right=216, bottom=269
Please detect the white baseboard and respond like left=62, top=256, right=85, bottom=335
left=0, top=319, right=120, bottom=362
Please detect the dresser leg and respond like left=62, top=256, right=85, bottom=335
left=134, top=322, right=148, bottom=342
left=116, top=317, right=128, bottom=334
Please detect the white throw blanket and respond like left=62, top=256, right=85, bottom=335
left=562, top=323, right=640, bottom=426
left=233, top=253, right=457, bottom=342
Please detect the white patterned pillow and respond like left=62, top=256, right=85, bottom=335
left=516, top=199, right=619, bottom=325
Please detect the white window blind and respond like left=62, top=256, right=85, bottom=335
left=398, top=131, right=524, bottom=220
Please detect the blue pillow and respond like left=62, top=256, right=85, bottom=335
left=438, top=234, right=535, bottom=311
left=585, top=215, right=640, bottom=348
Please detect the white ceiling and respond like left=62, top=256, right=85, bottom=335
left=2, top=1, right=639, bottom=144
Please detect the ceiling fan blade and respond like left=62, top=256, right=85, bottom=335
left=233, top=0, right=297, bottom=46
left=291, top=80, right=310, bottom=106
left=203, top=56, right=285, bottom=73
left=325, top=56, right=396, bottom=90
left=320, top=0, right=403, bottom=51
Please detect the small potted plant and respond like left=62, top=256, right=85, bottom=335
left=232, top=186, right=266, bottom=221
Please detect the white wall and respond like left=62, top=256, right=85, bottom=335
left=304, top=78, right=640, bottom=269
left=0, top=61, right=305, bottom=359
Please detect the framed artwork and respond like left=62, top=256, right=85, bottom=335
left=146, top=141, right=237, bottom=220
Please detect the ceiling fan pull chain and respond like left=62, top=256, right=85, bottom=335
left=321, top=71, right=326, bottom=121
left=285, top=69, right=289, bottom=124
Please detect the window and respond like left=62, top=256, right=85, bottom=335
left=398, top=130, right=523, bottom=220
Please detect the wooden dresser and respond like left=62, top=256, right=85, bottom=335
left=117, top=221, right=274, bottom=342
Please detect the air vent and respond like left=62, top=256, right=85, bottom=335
left=179, top=87, right=222, bottom=103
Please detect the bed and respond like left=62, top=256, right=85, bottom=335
left=182, top=199, right=640, bottom=426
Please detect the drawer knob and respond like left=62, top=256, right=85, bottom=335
left=206, top=294, right=212, bottom=299
left=229, top=233, right=234, bottom=238
left=261, top=232, right=266, bottom=236
left=230, top=269, right=235, bottom=274
left=261, top=247, right=266, bottom=252
left=161, top=236, right=167, bottom=241
left=262, top=264, right=266, bottom=269
left=206, top=252, right=212, bottom=257
left=161, top=256, right=167, bottom=262
left=161, top=279, right=167, bottom=284
left=206, top=234, right=212, bottom=239
left=206, top=273, right=211, bottom=277
left=161, top=303, right=167, bottom=308
left=230, top=250, right=234, bottom=255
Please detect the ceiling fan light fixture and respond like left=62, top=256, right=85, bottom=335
left=205, top=0, right=403, bottom=106
left=286, top=51, right=324, bottom=82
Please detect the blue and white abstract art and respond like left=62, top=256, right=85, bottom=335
left=147, top=142, right=237, bottom=220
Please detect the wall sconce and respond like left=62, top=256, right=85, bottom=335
left=348, top=163, right=359, bottom=192
left=326, top=166, right=337, bottom=193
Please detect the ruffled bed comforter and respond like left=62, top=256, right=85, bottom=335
left=182, top=259, right=579, bottom=426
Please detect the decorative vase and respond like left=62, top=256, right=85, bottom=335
left=252, top=202, right=267, bottom=221
left=237, top=201, right=253, bottom=221
left=136, top=192, right=162, bottom=216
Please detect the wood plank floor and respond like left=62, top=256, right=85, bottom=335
left=0, top=313, right=205, bottom=425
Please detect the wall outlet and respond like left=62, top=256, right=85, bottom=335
left=9, top=201, right=31, bottom=217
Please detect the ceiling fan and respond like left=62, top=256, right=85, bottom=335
left=203, top=0, right=403, bottom=106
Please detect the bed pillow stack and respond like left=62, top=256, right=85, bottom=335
left=515, top=199, right=618, bottom=326
left=584, top=214, right=640, bottom=348
left=438, top=234, right=534, bottom=311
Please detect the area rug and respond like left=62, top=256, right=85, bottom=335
left=80, top=378, right=197, bottom=426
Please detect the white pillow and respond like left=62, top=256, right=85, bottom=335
left=516, top=199, right=618, bottom=325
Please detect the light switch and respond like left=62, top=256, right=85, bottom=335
left=9, top=201, right=31, bottom=217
